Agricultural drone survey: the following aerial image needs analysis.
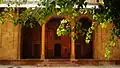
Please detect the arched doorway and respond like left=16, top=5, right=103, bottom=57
left=75, top=16, right=93, bottom=59
left=21, top=24, right=41, bottom=59
left=45, top=16, right=71, bottom=59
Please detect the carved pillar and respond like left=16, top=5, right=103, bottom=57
left=41, top=23, right=46, bottom=60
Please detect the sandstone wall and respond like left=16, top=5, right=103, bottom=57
left=93, top=24, right=120, bottom=60
left=0, top=21, right=21, bottom=60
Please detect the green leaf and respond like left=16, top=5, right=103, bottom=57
left=61, top=8, right=64, bottom=12
left=0, top=20, right=4, bottom=24
left=96, top=21, right=100, bottom=24
left=73, top=12, right=78, bottom=17
left=93, top=15, right=98, bottom=20
left=85, top=39, right=90, bottom=44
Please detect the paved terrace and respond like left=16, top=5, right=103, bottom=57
left=0, top=65, right=120, bottom=68
left=0, top=59, right=120, bottom=68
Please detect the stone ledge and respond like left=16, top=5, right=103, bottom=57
left=0, top=59, right=120, bottom=66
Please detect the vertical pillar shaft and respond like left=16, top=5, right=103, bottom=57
left=70, top=20, right=75, bottom=61
left=70, top=32, right=75, bottom=60
left=17, top=8, right=21, bottom=60
left=41, top=23, right=45, bottom=60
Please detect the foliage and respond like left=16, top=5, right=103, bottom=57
left=92, top=0, right=120, bottom=59
left=85, top=22, right=95, bottom=44
left=57, top=19, right=70, bottom=36
left=101, top=0, right=120, bottom=38
left=0, top=6, right=18, bottom=25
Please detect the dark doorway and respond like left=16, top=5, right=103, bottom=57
left=54, top=44, right=61, bottom=58
left=21, top=25, right=41, bottom=59
left=33, top=44, right=41, bottom=58
left=21, top=27, right=32, bottom=59
left=22, top=40, right=30, bottom=59
left=75, top=16, right=93, bottom=59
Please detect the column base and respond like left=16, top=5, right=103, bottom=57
left=40, top=54, right=45, bottom=60
left=70, top=55, right=75, bottom=61
left=70, top=54, right=75, bottom=58
left=70, top=59, right=76, bottom=61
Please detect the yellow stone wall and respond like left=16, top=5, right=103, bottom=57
left=0, top=21, right=21, bottom=60
left=93, top=24, right=120, bottom=60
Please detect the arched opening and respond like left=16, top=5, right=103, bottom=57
left=45, top=16, right=71, bottom=59
left=75, top=16, right=93, bottom=59
left=21, top=24, right=41, bottom=59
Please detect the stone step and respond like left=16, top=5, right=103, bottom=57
left=44, top=59, right=70, bottom=62
left=0, top=59, right=120, bottom=66
left=36, top=60, right=78, bottom=67
left=36, top=63, right=78, bottom=67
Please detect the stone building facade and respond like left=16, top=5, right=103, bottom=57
left=0, top=14, right=120, bottom=61
left=0, top=0, right=120, bottom=65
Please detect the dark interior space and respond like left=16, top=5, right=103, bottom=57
left=46, top=16, right=63, bottom=59
left=21, top=24, right=41, bottom=59
left=75, top=17, right=93, bottom=59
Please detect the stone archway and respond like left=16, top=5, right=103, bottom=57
left=75, top=16, right=93, bottom=59
left=45, top=16, right=71, bottom=59
left=21, top=24, right=41, bottom=59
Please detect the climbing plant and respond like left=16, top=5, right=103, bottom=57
left=0, top=0, right=120, bottom=59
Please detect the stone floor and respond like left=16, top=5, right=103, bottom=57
left=0, top=65, right=120, bottom=68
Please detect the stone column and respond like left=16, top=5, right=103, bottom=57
left=70, top=32, right=75, bottom=61
left=41, top=23, right=46, bottom=60
left=17, top=8, right=21, bottom=60
left=70, top=20, right=75, bottom=61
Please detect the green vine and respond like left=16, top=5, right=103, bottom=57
left=57, top=19, right=71, bottom=36
left=85, top=22, right=95, bottom=44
